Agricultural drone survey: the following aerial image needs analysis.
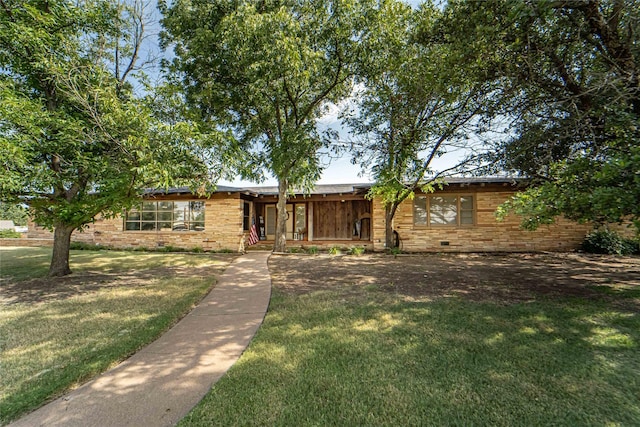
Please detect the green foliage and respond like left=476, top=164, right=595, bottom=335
left=496, top=147, right=640, bottom=230
left=288, top=247, right=301, bottom=254
left=0, top=229, right=21, bottom=238
left=161, top=0, right=376, bottom=251
left=443, top=0, right=640, bottom=226
left=0, top=0, right=216, bottom=276
left=0, top=203, right=28, bottom=226
left=349, top=246, right=365, bottom=256
left=342, top=0, right=498, bottom=248
left=328, top=245, right=342, bottom=255
left=69, top=242, right=105, bottom=251
left=388, top=247, right=402, bottom=256
left=306, top=246, right=319, bottom=255
left=157, top=245, right=186, bottom=253
left=582, top=230, right=639, bottom=256
left=191, top=246, right=204, bottom=253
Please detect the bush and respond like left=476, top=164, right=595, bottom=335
left=306, top=246, right=318, bottom=255
left=328, top=245, right=341, bottom=255
left=623, top=238, right=640, bottom=255
left=582, top=229, right=639, bottom=255
left=388, top=247, right=402, bottom=256
left=70, top=242, right=104, bottom=250
left=191, top=246, right=204, bottom=253
left=0, top=230, right=21, bottom=238
left=349, top=246, right=365, bottom=256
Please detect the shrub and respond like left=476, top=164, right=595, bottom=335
left=288, top=247, right=301, bottom=254
left=217, top=248, right=235, bottom=253
left=582, top=229, right=638, bottom=255
left=0, top=230, right=21, bottom=238
left=349, top=246, right=365, bottom=256
left=388, top=247, right=402, bottom=256
left=70, top=242, right=104, bottom=251
left=306, top=246, right=318, bottom=255
left=191, top=246, right=204, bottom=253
left=157, top=245, right=186, bottom=253
left=328, top=245, right=341, bottom=255
left=623, top=238, right=640, bottom=255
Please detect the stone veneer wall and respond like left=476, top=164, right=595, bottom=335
left=372, top=185, right=594, bottom=252
left=22, top=186, right=637, bottom=253
left=27, top=193, right=244, bottom=251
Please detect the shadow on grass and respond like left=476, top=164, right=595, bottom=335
left=178, top=253, right=640, bottom=426
left=0, top=278, right=215, bottom=425
left=0, top=247, right=235, bottom=305
left=3, top=255, right=268, bottom=427
left=268, top=253, right=640, bottom=308
left=181, top=288, right=640, bottom=426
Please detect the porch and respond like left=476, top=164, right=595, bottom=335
left=253, top=197, right=372, bottom=244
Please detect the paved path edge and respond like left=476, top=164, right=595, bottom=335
left=9, top=252, right=272, bottom=427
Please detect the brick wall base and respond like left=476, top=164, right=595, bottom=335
left=0, top=238, right=53, bottom=247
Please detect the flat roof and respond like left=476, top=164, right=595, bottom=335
left=145, top=177, right=526, bottom=197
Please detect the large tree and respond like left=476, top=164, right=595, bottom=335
left=442, top=0, right=640, bottom=231
left=0, top=0, right=213, bottom=276
left=160, top=0, right=372, bottom=252
left=342, top=0, right=499, bottom=248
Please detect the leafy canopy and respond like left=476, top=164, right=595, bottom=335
left=442, top=0, right=640, bottom=230
left=341, top=0, right=499, bottom=247
left=160, top=0, right=370, bottom=190
left=0, top=0, right=219, bottom=276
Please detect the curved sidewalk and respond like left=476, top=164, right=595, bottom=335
left=10, top=252, right=272, bottom=427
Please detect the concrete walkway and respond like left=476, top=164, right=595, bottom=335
left=10, top=252, right=272, bottom=427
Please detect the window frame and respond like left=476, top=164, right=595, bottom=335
left=413, top=193, right=476, bottom=228
left=243, top=201, right=251, bottom=232
left=124, top=200, right=206, bottom=232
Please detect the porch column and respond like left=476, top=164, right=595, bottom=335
left=308, top=202, right=313, bottom=241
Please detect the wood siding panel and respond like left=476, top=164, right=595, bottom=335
left=313, top=201, right=355, bottom=240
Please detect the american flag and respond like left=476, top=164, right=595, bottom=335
left=248, top=222, right=259, bottom=245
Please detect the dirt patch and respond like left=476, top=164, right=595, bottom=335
left=0, top=257, right=234, bottom=305
left=269, top=252, right=640, bottom=307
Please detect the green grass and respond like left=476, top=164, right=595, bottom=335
left=0, top=247, right=234, bottom=425
left=0, top=247, right=225, bottom=281
left=180, top=288, right=640, bottom=426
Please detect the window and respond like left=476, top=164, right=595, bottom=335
left=125, top=201, right=205, bottom=231
left=243, top=201, right=251, bottom=231
left=413, top=195, right=474, bottom=226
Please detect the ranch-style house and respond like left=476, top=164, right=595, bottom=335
left=24, top=177, right=618, bottom=253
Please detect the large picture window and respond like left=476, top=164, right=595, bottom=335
left=414, top=195, right=474, bottom=226
left=125, top=201, right=205, bottom=231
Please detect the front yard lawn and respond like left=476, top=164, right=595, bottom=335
left=180, top=253, right=640, bottom=426
left=0, top=247, right=236, bottom=425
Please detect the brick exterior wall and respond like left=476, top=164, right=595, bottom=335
left=23, top=184, right=636, bottom=253
left=27, top=193, right=244, bottom=251
left=0, top=238, right=53, bottom=247
left=372, top=184, right=595, bottom=252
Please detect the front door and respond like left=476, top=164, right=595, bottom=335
left=265, top=204, right=305, bottom=240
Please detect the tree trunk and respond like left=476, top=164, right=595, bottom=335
left=273, top=178, right=289, bottom=253
left=384, top=204, right=398, bottom=249
left=48, top=223, right=75, bottom=277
